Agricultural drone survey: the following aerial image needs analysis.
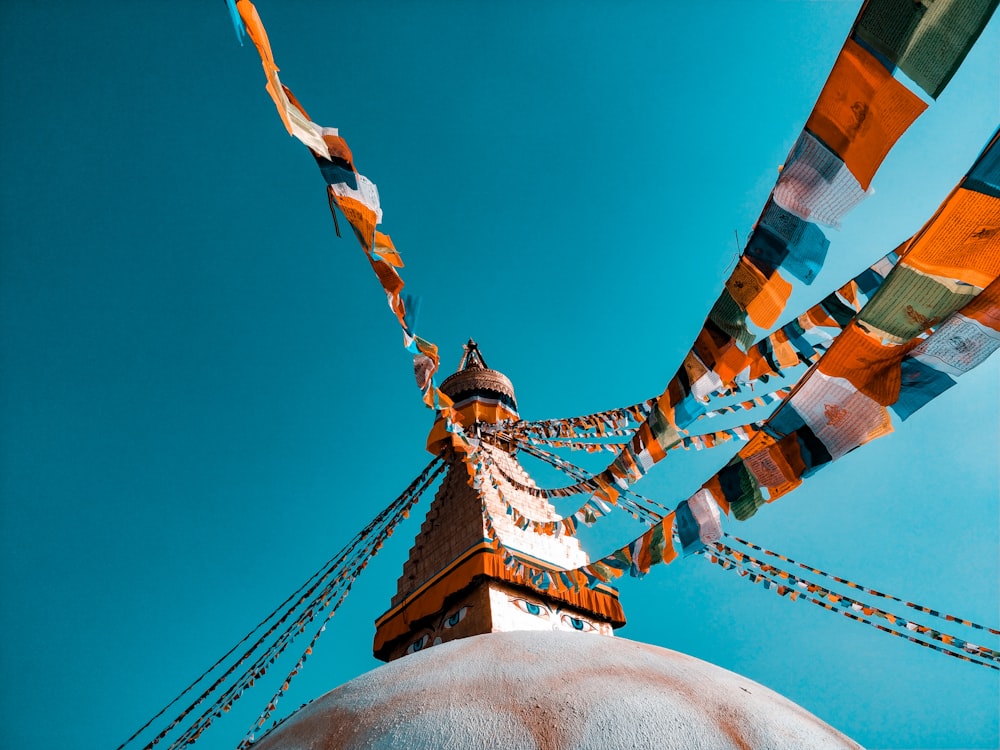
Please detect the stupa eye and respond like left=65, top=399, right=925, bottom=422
left=510, top=597, right=549, bottom=619
left=405, top=634, right=431, bottom=654
left=443, top=606, right=469, bottom=629
left=561, top=614, right=597, bottom=632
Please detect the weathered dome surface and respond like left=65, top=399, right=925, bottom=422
left=253, top=630, right=862, bottom=750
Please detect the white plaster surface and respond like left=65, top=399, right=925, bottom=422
left=252, top=630, right=863, bottom=750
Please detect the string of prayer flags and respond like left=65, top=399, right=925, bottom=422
left=599, top=265, right=893, bottom=492
left=483, top=493, right=680, bottom=591
left=512, top=400, right=653, bottom=441
left=521, top=435, right=633, bottom=452
left=239, top=595, right=344, bottom=747
left=687, top=129, right=1000, bottom=522
left=119, top=457, right=446, bottom=750
left=708, top=0, right=978, bottom=350
left=710, top=541, right=1000, bottom=668
left=487, top=455, right=617, bottom=536
left=706, top=545, right=1000, bottom=670
left=233, top=0, right=474, bottom=457
left=532, top=2, right=995, bottom=510
left=524, top=443, right=684, bottom=530
left=501, top=244, right=899, bottom=514
left=494, top=442, right=668, bottom=527
left=624, top=253, right=898, bottom=489
left=174, top=463, right=443, bottom=750
left=853, top=0, right=1000, bottom=99
left=236, top=1, right=339, bottom=161
left=484, top=474, right=733, bottom=589
left=726, top=534, right=1000, bottom=636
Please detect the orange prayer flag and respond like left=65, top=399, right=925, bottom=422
left=839, top=280, right=860, bottom=310
left=747, top=271, right=793, bottom=331
left=328, top=190, right=379, bottom=252
left=692, top=324, right=747, bottom=382
left=725, top=258, right=793, bottom=329
left=960, top=276, right=1000, bottom=332
left=237, top=0, right=278, bottom=74
left=237, top=0, right=296, bottom=137
left=902, top=188, right=1000, bottom=289
left=806, top=38, right=928, bottom=190
left=374, top=232, right=405, bottom=268
left=637, top=422, right=667, bottom=463
left=817, top=322, right=915, bottom=405
left=746, top=348, right=772, bottom=381
left=321, top=132, right=356, bottom=170
left=661, top=514, right=678, bottom=567
left=739, top=431, right=803, bottom=501
left=770, top=329, right=801, bottom=370
left=368, top=254, right=404, bottom=298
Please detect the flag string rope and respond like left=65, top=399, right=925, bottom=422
left=510, top=400, right=652, bottom=440
left=117, top=456, right=445, bottom=750
left=510, top=439, right=674, bottom=518
left=167, top=457, right=446, bottom=749
left=724, top=533, right=1000, bottom=636
left=508, top=383, right=794, bottom=445
left=470, top=444, right=1000, bottom=673
left=708, top=543, right=1000, bottom=668
left=703, top=549, right=999, bottom=671
left=480, top=448, right=662, bottom=532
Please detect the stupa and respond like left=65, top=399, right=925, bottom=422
left=252, top=343, right=862, bottom=750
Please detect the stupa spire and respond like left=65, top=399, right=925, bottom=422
left=456, top=338, right=489, bottom=371
left=373, top=342, right=626, bottom=661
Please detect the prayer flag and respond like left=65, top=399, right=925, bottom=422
left=855, top=0, right=1000, bottom=98
left=773, top=131, right=870, bottom=228
left=806, top=38, right=927, bottom=190
left=816, top=323, right=914, bottom=405
left=675, top=500, right=703, bottom=555
left=747, top=200, right=830, bottom=284
left=910, top=312, right=1000, bottom=376
left=858, top=264, right=979, bottom=340
left=892, top=357, right=957, bottom=420
left=787, top=370, right=894, bottom=461
left=963, top=130, right=1000, bottom=199
left=901, top=188, right=1000, bottom=289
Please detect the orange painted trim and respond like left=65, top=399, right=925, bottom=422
left=373, top=542, right=626, bottom=656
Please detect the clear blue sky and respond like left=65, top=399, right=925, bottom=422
left=1, top=2, right=997, bottom=749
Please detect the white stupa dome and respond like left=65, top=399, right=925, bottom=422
left=252, top=630, right=861, bottom=749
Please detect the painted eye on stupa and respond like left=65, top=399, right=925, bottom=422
left=560, top=614, right=597, bottom=632
left=443, top=606, right=469, bottom=629
left=405, top=634, right=431, bottom=654
left=509, top=597, right=550, bottom=619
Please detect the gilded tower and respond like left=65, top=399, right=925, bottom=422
left=373, top=341, right=626, bottom=661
